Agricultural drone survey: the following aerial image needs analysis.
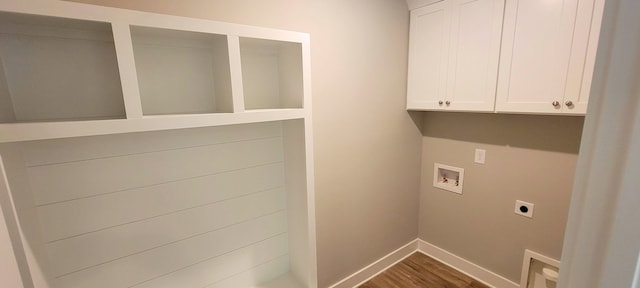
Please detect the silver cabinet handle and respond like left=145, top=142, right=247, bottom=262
left=565, top=100, right=573, bottom=107
left=438, top=100, right=443, bottom=105
left=552, top=101, right=560, bottom=107
left=445, top=100, right=451, bottom=105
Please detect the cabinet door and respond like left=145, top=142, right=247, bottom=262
left=407, top=1, right=450, bottom=110
left=496, top=0, right=585, bottom=114
left=445, top=0, right=504, bottom=111
left=563, top=0, right=603, bottom=114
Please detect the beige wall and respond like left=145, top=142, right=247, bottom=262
left=419, top=112, right=583, bottom=282
left=64, top=0, right=423, bottom=287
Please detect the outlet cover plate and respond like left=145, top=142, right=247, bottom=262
left=515, top=200, right=534, bottom=218
left=474, top=149, right=486, bottom=164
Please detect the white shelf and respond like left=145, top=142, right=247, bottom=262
left=0, top=109, right=306, bottom=143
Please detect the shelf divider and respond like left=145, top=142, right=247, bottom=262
left=112, top=22, right=143, bottom=119
left=227, top=35, right=246, bottom=113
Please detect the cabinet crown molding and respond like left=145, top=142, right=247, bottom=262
left=406, top=0, right=443, bottom=10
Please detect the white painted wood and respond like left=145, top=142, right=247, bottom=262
left=207, top=256, right=291, bottom=288
left=407, top=0, right=502, bottom=112
left=20, top=121, right=282, bottom=166
left=328, top=240, right=418, bottom=288
left=131, top=26, right=233, bottom=115
left=112, top=22, right=143, bottom=119
left=407, top=0, right=445, bottom=10
left=279, top=43, right=304, bottom=109
left=0, top=56, right=16, bottom=123
left=495, top=0, right=601, bottom=115
left=406, top=1, right=450, bottom=110
left=520, top=250, right=560, bottom=288
left=0, top=144, right=51, bottom=287
left=0, top=108, right=304, bottom=143
left=417, top=240, right=520, bottom=288
left=1, top=120, right=314, bottom=287
left=558, top=0, right=640, bottom=287
left=300, top=38, right=312, bottom=111
left=299, top=29, right=316, bottom=288
left=0, top=0, right=310, bottom=141
left=27, top=137, right=284, bottom=206
left=240, top=38, right=304, bottom=110
left=283, top=120, right=309, bottom=286
left=56, top=215, right=288, bottom=288
left=228, top=35, right=246, bottom=113
left=212, top=35, right=235, bottom=113
left=255, top=271, right=306, bottom=288
left=129, top=233, right=288, bottom=288
left=0, top=155, right=24, bottom=288
left=0, top=12, right=126, bottom=122
left=43, top=189, right=284, bottom=275
left=38, top=164, right=284, bottom=244
left=0, top=2, right=316, bottom=287
left=0, top=0, right=309, bottom=46
left=570, top=0, right=605, bottom=115
left=445, top=0, right=503, bottom=112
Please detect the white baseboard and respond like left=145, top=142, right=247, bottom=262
left=417, top=239, right=520, bottom=288
left=328, top=239, right=418, bottom=288
left=328, top=238, right=520, bottom=288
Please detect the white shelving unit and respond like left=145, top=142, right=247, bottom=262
left=0, top=1, right=316, bottom=288
left=0, top=0, right=311, bottom=143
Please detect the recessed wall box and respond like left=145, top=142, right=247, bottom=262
left=433, top=163, right=464, bottom=194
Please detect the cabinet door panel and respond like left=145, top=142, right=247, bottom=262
left=496, top=0, right=580, bottom=114
left=446, top=0, right=503, bottom=111
left=563, top=0, right=602, bottom=114
left=407, top=1, right=450, bottom=110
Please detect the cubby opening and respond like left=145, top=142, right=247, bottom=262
left=131, top=26, right=233, bottom=115
left=0, top=12, right=125, bottom=123
left=239, top=37, right=303, bottom=110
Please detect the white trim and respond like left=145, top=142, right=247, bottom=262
left=329, top=238, right=521, bottom=288
left=328, top=239, right=418, bottom=288
left=417, top=239, right=520, bottom=288
left=520, top=250, right=560, bottom=288
left=0, top=156, right=23, bottom=288
left=406, top=0, right=444, bottom=10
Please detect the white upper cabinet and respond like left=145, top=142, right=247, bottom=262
left=495, top=0, right=604, bottom=115
left=407, top=1, right=449, bottom=110
left=407, top=0, right=504, bottom=112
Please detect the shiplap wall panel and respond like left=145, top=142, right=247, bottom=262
left=47, top=188, right=285, bottom=277
left=204, top=255, right=289, bottom=288
left=37, top=163, right=284, bottom=242
left=132, top=234, right=289, bottom=288
left=14, top=123, right=291, bottom=287
left=55, top=214, right=288, bottom=288
left=20, top=121, right=281, bottom=167
left=27, top=136, right=283, bottom=205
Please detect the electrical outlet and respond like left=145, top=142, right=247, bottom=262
left=474, top=149, right=486, bottom=164
left=515, top=200, right=534, bottom=218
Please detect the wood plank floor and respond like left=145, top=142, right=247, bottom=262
left=358, top=253, right=489, bottom=288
